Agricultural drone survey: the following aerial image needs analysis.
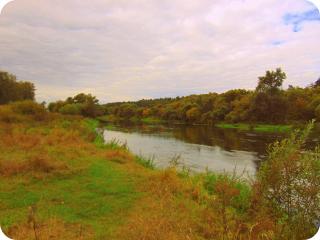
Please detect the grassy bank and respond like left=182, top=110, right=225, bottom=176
left=0, top=102, right=318, bottom=240
left=0, top=116, right=141, bottom=238
left=0, top=111, right=248, bottom=239
left=97, top=115, right=164, bottom=125
left=216, top=123, right=293, bottom=132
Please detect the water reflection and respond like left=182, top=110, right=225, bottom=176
left=102, top=123, right=290, bottom=176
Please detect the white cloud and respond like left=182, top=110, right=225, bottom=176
left=0, top=0, right=319, bottom=103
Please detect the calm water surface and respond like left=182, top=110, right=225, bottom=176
left=103, top=123, right=319, bottom=176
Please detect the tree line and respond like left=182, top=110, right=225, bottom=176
left=103, top=68, right=320, bottom=124
left=2, top=69, right=320, bottom=123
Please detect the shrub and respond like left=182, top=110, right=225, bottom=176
left=255, top=121, right=320, bottom=239
left=10, top=100, right=48, bottom=121
left=11, top=100, right=45, bottom=115
left=58, top=103, right=83, bottom=115
left=0, top=105, right=21, bottom=123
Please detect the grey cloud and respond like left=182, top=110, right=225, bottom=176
left=0, top=0, right=319, bottom=103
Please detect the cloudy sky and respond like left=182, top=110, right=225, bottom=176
left=0, top=0, right=319, bottom=103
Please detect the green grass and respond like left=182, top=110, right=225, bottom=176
left=201, top=172, right=251, bottom=213
left=135, top=155, right=155, bottom=169
left=215, top=123, right=250, bottom=130
left=105, top=125, right=118, bottom=131
left=140, top=117, right=164, bottom=124
left=0, top=117, right=142, bottom=239
left=0, top=158, right=138, bottom=238
left=96, top=115, right=115, bottom=123
left=253, top=124, right=292, bottom=132
left=85, top=118, right=106, bottom=147
left=97, top=115, right=165, bottom=125
left=216, top=123, right=292, bottom=132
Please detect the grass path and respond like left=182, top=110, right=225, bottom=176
left=1, top=160, right=139, bottom=237
left=0, top=118, right=145, bottom=239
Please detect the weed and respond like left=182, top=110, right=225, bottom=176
left=136, top=155, right=155, bottom=169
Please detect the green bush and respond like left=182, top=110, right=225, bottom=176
left=11, top=100, right=46, bottom=115
left=256, top=121, right=320, bottom=239
left=0, top=101, right=48, bottom=122
left=203, top=172, right=251, bottom=212
left=58, top=103, right=83, bottom=115
left=0, top=105, right=21, bottom=123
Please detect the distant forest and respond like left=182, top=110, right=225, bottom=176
left=1, top=69, right=320, bottom=124
left=101, top=68, right=320, bottom=124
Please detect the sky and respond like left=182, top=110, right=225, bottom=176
left=0, top=0, right=319, bottom=103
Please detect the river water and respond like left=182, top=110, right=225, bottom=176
left=102, top=122, right=320, bottom=176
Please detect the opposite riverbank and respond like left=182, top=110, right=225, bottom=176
left=97, top=115, right=293, bottom=133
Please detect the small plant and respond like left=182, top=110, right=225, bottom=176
left=27, top=205, right=38, bottom=240
left=105, top=138, right=128, bottom=150
left=136, top=155, right=155, bottom=169
left=169, top=154, right=182, bottom=168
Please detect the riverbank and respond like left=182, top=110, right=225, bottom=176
left=0, top=105, right=251, bottom=239
left=0, top=102, right=318, bottom=239
left=97, top=114, right=294, bottom=133
left=215, top=123, right=293, bottom=132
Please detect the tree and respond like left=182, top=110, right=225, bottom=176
left=249, top=68, right=288, bottom=122
left=0, top=71, right=35, bottom=104
left=285, top=87, right=313, bottom=121
left=256, top=68, right=286, bottom=94
left=315, top=105, right=320, bottom=121
left=73, top=93, right=98, bottom=104
left=117, top=103, right=137, bottom=118
left=225, top=94, right=252, bottom=123
left=249, top=92, right=288, bottom=123
left=311, top=77, right=320, bottom=88
left=17, top=81, right=35, bottom=101
left=48, top=93, right=102, bottom=117
left=186, top=107, right=201, bottom=122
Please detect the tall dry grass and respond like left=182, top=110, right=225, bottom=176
left=7, top=218, right=93, bottom=240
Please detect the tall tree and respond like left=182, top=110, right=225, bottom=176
left=0, top=71, right=35, bottom=104
left=256, top=68, right=286, bottom=94
left=249, top=68, right=288, bottom=123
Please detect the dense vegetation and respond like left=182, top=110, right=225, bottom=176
left=0, top=71, right=35, bottom=104
left=0, top=101, right=319, bottom=239
left=100, top=69, right=320, bottom=125
left=48, top=93, right=103, bottom=118
left=5, top=68, right=319, bottom=126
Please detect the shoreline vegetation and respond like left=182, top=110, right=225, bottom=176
left=97, top=115, right=293, bottom=133
left=215, top=123, right=293, bottom=132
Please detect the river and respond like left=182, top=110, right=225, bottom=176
left=103, top=122, right=317, bottom=176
